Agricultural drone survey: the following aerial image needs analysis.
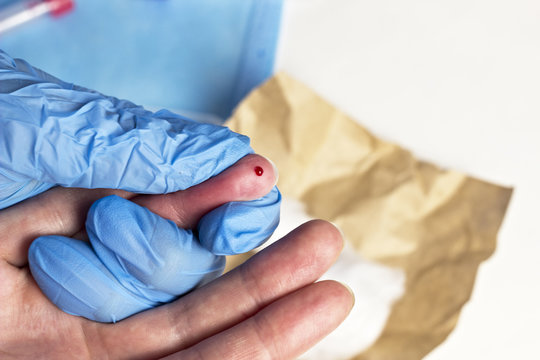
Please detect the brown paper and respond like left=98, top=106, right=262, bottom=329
left=226, top=73, right=512, bottom=360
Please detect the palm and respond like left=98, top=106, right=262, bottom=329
left=0, top=184, right=352, bottom=359
left=0, top=262, right=91, bottom=357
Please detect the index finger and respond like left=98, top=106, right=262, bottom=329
left=134, top=154, right=278, bottom=229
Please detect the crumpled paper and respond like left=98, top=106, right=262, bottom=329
left=226, top=72, right=513, bottom=359
left=265, top=197, right=405, bottom=359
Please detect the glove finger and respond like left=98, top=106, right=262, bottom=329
left=198, top=186, right=281, bottom=255
left=0, top=50, right=252, bottom=205
left=28, top=195, right=224, bottom=323
left=87, top=195, right=225, bottom=303
left=28, top=235, right=155, bottom=323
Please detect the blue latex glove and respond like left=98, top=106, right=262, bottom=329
left=0, top=50, right=281, bottom=322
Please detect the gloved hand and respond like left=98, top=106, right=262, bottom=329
left=0, top=49, right=281, bottom=322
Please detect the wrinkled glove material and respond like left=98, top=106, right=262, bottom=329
left=199, top=186, right=282, bottom=255
left=0, top=49, right=282, bottom=322
left=0, top=50, right=252, bottom=209
left=29, top=196, right=226, bottom=323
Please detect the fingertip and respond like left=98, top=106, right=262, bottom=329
left=256, top=154, right=279, bottom=187
left=244, top=154, right=279, bottom=198
left=203, top=153, right=278, bottom=202
left=296, top=220, right=345, bottom=260
left=135, top=154, right=279, bottom=229
left=325, top=280, right=356, bottom=313
left=298, top=280, right=356, bottom=343
left=198, top=187, right=281, bottom=255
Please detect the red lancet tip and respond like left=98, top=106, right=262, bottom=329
left=254, top=166, right=264, bottom=176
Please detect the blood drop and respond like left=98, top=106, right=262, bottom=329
left=254, top=166, right=264, bottom=176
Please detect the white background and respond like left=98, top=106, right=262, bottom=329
left=275, top=0, right=540, bottom=358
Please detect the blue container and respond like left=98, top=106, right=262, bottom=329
left=0, top=0, right=283, bottom=121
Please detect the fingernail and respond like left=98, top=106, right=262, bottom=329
left=339, top=281, right=356, bottom=309
left=330, top=222, right=345, bottom=239
left=329, top=221, right=346, bottom=251
left=260, top=154, right=279, bottom=187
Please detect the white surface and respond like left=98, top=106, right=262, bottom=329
left=275, top=0, right=540, bottom=359
left=264, top=198, right=405, bottom=360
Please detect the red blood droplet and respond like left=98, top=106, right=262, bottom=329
left=254, top=166, right=264, bottom=176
